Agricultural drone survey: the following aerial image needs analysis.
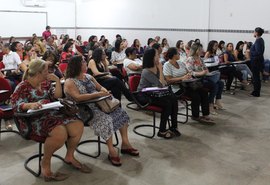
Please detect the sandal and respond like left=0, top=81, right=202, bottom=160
left=170, top=128, right=181, bottom=137
left=199, top=116, right=215, bottom=124
left=157, top=130, right=174, bottom=139
left=43, top=172, right=69, bottom=182
left=108, top=155, right=122, bottom=167
left=121, top=148, right=139, bottom=156
left=65, top=161, right=92, bottom=173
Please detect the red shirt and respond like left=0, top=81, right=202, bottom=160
left=42, top=30, right=51, bottom=41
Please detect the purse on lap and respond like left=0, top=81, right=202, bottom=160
left=96, top=96, right=120, bottom=113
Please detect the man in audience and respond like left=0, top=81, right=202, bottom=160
left=42, top=25, right=51, bottom=41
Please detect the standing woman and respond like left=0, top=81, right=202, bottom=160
left=250, top=27, right=265, bottom=97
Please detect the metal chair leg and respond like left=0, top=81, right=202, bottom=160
left=76, top=132, right=119, bottom=158
left=133, top=111, right=159, bottom=139
left=24, top=143, right=64, bottom=177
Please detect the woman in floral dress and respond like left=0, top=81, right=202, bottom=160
left=64, top=56, right=139, bottom=167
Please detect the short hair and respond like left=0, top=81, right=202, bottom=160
left=152, top=43, right=161, bottom=50
left=66, top=56, right=83, bottom=79
left=255, top=27, right=264, bottom=36
left=125, top=47, right=136, bottom=57
left=46, top=26, right=50, bottom=30
left=10, top=41, right=20, bottom=52
left=143, top=48, right=156, bottom=68
left=166, top=47, right=178, bottom=59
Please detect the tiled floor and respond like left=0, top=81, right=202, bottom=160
left=0, top=83, right=269, bottom=185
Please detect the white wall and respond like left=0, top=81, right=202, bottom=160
left=0, top=0, right=75, bottom=38
left=1, top=0, right=269, bottom=57
left=209, top=0, right=270, bottom=58
left=76, top=0, right=210, bottom=48
left=75, top=0, right=270, bottom=58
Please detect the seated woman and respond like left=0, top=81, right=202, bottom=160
left=23, top=45, right=38, bottom=67
left=88, top=48, right=132, bottom=102
left=43, top=50, right=64, bottom=79
left=110, top=39, right=126, bottom=65
left=137, top=48, right=181, bottom=139
left=60, top=41, right=75, bottom=63
left=233, top=41, right=253, bottom=81
left=176, top=40, right=187, bottom=62
left=64, top=56, right=139, bottom=166
left=204, top=41, right=225, bottom=111
left=11, top=59, right=90, bottom=182
left=131, top=39, right=144, bottom=58
left=2, top=43, right=27, bottom=83
left=163, top=47, right=214, bottom=123
left=123, top=47, right=142, bottom=75
left=224, top=43, right=251, bottom=87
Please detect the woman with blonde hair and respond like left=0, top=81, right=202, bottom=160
left=11, top=59, right=90, bottom=182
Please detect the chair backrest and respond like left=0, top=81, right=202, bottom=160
left=58, top=63, right=68, bottom=74
left=75, top=44, right=84, bottom=54
left=0, top=77, right=12, bottom=102
left=219, top=54, right=224, bottom=64
left=0, top=61, right=5, bottom=70
left=128, top=75, right=141, bottom=92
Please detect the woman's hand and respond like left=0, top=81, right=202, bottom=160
left=100, top=87, right=109, bottom=93
left=47, top=73, right=60, bottom=82
left=182, top=73, right=192, bottom=80
left=29, top=102, right=42, bottom=110
left=97, top=91, right=110, bottom=97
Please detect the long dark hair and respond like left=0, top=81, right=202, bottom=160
left=235, top=41, right=244, bottom=51
left=143, top=48, right=156, bottom=68
left=66, top=56, right=83, bottom=79
left=92, top=48, right=103, bottom=64
left=206, top=40, right=218, bottom=55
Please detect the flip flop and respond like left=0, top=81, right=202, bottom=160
left=121, top=148, right=139, bottom=156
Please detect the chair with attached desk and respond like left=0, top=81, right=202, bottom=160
left=13, top=106, right=66, bottom=177
left=126, top=75, right=171, bottom=138
left=0, top=77, right=19, bottom=134
left=75, top=96, right=119, bottom=158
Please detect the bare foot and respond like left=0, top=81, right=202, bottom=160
left=41, top=160, right=52, bottom=177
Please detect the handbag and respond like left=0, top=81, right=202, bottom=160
left=59, top=98, right=79, bottom=116
left=181, top=78, right=203, bottom=90
left=96, top=96, right=120, bottom=113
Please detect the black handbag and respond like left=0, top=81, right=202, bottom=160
left=59, top=98, right=79, bottom=116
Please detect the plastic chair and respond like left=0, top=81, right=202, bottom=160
left=58, top=63, right=68, bottom=74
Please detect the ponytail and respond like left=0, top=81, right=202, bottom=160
left=22, top=68, right=30, bottom=81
